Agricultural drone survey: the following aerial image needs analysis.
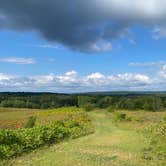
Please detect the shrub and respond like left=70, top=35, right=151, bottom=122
left=114, top=113, right=127, bottom=121
left=132, top=116, right=144, bottom=122
left=107, top=106, right=115, bottom=113
left=142, top=121, right=166, bottom=162
left=113, top=112, right=131, bottom=122
left=84, top=104, right=94, bottom=112
left=163, top=116, right=166, bottom=122
left=24, top=116, right=36, bottom=128
left=0, top=112, right=93, bottom=159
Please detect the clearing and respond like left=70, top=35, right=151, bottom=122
left=3, top=110, right=166, bottom=166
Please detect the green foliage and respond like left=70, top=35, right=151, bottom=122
left=78, top=96, right=97, bottom=107
left=97, top=96, right=113, bottom=108
left=143, top=97, right=162, bottom=111
left=1, top=110, right=166, bottom=165
left=113, top=112, right=131, bottom=122
left=116, top=98, right=136, bottom=110
left=0, top=112, right=93, bottom=159
left=0, top=92, right=165, bottom=111
left=107, top=106, right=115, bottom=113
left=113, top=113, right=126, bottom=121
left=0, top=93, right=77, bottom=109
left=131, top=116, right=144, bottom=122
left=112, top=96, right=163, bottom=111
left=83, top=104, right=94, bottom=112
left=24, top=116, right=36, bottom=128
left=143, top=121, right=166, bottom=162
left=163, top=116, right=166, bottom=122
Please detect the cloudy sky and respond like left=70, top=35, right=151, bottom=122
left=1, top=0, right=166, bottom=92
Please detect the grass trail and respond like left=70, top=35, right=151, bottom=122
left=3, top=111, right=157, bottom=166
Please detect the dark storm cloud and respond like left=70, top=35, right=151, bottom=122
left=0, top=0, right=166, bottom=52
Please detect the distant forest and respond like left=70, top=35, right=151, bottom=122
left=0, top=92, right=166, bottom=111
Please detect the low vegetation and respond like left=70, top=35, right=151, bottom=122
left=0, top=107, right=85, bottom=130
left=1, top=110, right=165, bottom=166
left=142, top=118, right=166, bottom=163
left=0, top=92, right=166, bottom=165
left=0, top=107, right=94, bottom=159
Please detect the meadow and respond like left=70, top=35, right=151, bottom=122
left=0, top=107, right=166, bottom=165
left=0, top=107, right=94, bottom=159
left=0, top=107, right=86, bottom=130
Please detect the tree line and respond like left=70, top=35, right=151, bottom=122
left=0, top=92, right=166, bottom=111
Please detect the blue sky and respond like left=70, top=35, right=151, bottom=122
left=1, top=1, right=166, bottom=92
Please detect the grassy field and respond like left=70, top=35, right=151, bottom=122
left=0, top=107, right=85, bottom=129
left=0, top=107, right=93, bottom=159
left=0, top=108, right=39, bottom=129
left=1, top=109, right=166, bottom=166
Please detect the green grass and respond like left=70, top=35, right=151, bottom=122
left=2, top=110, right=166, bottom=166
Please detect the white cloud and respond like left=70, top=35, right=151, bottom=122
left=108, top=73, right=150, bottom=84
left=32, top=74, right=55, bottom=85
left=56, top=71, right=78, bottom=85
left=87, top=72, right=105, bottom=79
left=89, top=41, right=112, bottom=52
left=158, top=65, right=166, bottom=79
left=33, top=44, right=62, bottom=49
left=65, top=70, right=77, bottom=77
left=0, top=71, right=154, bottom=92
left=0, top=57, right=36, bottom=64
left=4, top=60, right=166, bottom=92
left=85, top=73, right=106, bottom=86
left=0, top=73, right=13, bottom=81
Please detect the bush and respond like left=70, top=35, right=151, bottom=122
left=107, top=106, right=115, bottom=113
left=114, top=113, right=126, bottom=121
left=0, top=113, right=93, bottom=159
left=142, top=121, right=166, bottom=162
left=132, top=116, right=144, bottom=122
left=24, top=116, right=36, bottom=128
left=84, top=104, right=94, bottom=112
left=113, top=112, right=131, bottom=122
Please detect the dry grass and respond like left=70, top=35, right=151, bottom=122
left=0, top=107, right=84, bottom=129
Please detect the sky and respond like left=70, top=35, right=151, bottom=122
left=1, top=0, right=166, bottom=92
